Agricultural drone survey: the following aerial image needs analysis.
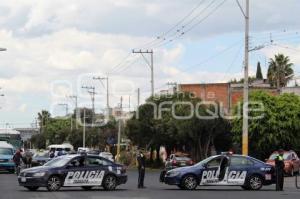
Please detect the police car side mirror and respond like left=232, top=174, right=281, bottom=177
left=203, top=163, right=208, bottom=168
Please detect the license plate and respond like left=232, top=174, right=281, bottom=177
left=21, top=177, right=26, bottom=182
left=265, top=174, right=271, bottom=180
left=180, top=163, right=186, bottom=166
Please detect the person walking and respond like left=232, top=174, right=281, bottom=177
left=275, top=149, right=285, bottom=191
left=23, top=150, right=32, bottom=168
left=13, top=149, right=22, bottom=175
left=137, top=150, right=146, bottom=189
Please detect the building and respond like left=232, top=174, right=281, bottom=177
left=179, top=80, right=278, bottom=112
left=14, top=128, right=39, bottom=141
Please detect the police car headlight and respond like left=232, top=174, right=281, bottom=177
left=167, top=171, right=180, bottom=177
left=33, top=172, right=46, bottom=177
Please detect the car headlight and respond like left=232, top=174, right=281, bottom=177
left=33, top=172, right=46, bottom=177
left=167, top=171, right=180, bottom=177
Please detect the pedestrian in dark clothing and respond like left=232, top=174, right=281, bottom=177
left=23, top=150, right=32, bottom=168
left=137, top=150, right=146, bottom=189
left=13, top=150, right=22, bottom=174
left=49, top=149, right=55, bottom=158
left=275, top=149, right=285, bottom=191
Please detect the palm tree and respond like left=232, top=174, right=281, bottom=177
left=267, top=54, right=294, bottom=89
left=38, top=110, right=51, bottom=132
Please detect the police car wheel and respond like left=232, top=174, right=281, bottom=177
left=247, top=175, right=263, bottom=190
left=25, top=186, right=39, bottom=191
left=47, top=176, right=62, bottom=191
left=81, top=186, right=93, bottom=191
left=102, top=175, right=117, bottom=191
left=181, top=175, right=197, bottom=190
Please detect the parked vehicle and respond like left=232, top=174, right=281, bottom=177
left=77, top=147, right=90, bottom=153
left=0, top=141, right=15, bottom=173
left=47, top=143, right=74, bottom=156
left=31, top=152, right=50, bottom=167
left=160, top=153, right=194, bottom=182
left=266, top=150, right=300, bottom=176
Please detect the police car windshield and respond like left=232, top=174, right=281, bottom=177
left=0, top=148, right=13, bottom=155
left=44, top=156, right=72, bottom=167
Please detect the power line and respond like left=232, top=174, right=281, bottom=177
left=137, top=0, right=207, bottom=49
left=180, top=39, right=242, bottom=73
left=108, top=0, right=228, bottom=75
left=151, top=0, right=227, bottom=49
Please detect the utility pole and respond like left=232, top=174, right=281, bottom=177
left=93, top=76, right=110, bottom=115
left=167, top=82, right=177, bottom=94
left=116, top=96, right=123, bottom=161
left=236, top=0, right=249, bottom=156
left=83, top=108, right=86, bottom=148
left=68, top=95, right=78, bottom=129
left=82, top=86, right=96, bottom=125
left=137, top=88, right=140, bottom=107
left=132, top=49, right=154, bottom=96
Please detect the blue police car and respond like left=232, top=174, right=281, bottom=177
left=162, top=154, right=275, bottom=190
left=18, top=154, right=127, bottom=191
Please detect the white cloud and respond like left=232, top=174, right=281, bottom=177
left=0, top=0, right=299, bottom=124
left=19, top=103, right=27, bottom=112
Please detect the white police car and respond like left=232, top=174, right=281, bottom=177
left=162, top=154, right=275, bottom=190
left=18, top=154, right=127, bottom=191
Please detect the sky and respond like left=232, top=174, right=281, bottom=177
left=0, top=0, right=299, bottom=128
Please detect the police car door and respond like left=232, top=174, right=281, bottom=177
left=200, top=156, right=224, bottom=185
left=63, top=156, right=92, bottom=186
left=227, top=156, right=249, bottom=185
left=85, top=156, right=109, bottom=185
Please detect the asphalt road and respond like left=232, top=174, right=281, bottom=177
left=1, top=170, right=300, bottom=199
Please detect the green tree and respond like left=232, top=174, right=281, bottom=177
left=232, top=91, right=300, bottom=159
left=267, top=54, right=294, bottom=89
left=126, top=93, right=232, bottom=162
left=256, top=62, right=263, bottom=80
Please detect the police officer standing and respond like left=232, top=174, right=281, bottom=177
left=275, top=149, right=285, bottom=191
left=137, top=149, right=146, bottom=189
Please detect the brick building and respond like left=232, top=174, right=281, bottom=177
left=179, top=81, right=278, bottom=112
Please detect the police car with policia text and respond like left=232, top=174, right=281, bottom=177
left=162, top=153, right=275, bottom=190
left=18, top=154, right=127, bottom=191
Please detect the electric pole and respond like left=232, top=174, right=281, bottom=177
left=167, top=82, right=177, bottom=94
left=116, top=96, right=123, bottom=161
left=93, top=76, right=110, bottom=115
left=68, top=95, right=78, bottom=129
left=132, top=49, right=154, bottom=96
left=137, top=88, right=140, bottom=108
left=237, top=0, right=249, bottom=156
left=83, top=108, right=86, bottom=148
left=82, top=86, right=96, bottom=124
